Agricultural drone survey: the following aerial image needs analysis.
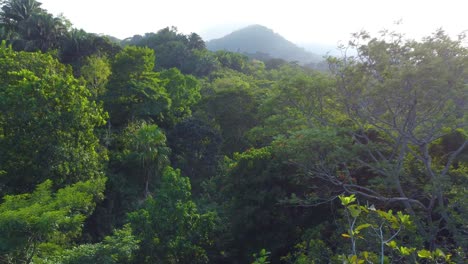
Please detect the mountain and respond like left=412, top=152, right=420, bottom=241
left=206, top=25, right=322, bottom=64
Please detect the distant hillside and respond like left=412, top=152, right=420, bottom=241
left=206, top=25, right=322, bottom=64
left=299, top=42, right=342, bottom=57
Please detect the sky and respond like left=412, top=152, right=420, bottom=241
left=38, top=0, right=467, bottom=46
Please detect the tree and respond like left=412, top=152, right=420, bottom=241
left=122, top=27, right=217, bottom=76
left=0, top=0, right=68, bottom=52
left=36, top=225, right=140, bottom=264
left=167, top=118, right=222, bottom=193
left=0, top=0, right=43, bottom=36
left=105, top=46, right=170, bottom=127
left=187, top=49, right=220, bottom=76
left=126, top=122, right=170, bottom=198
left=187, top=32, right=205, bottom=50
left=206, top=147, right=322, bottom=263
left=16, top=12, right=67, bottom=51
left=81, top=55, right=111, bottom=98
left=248, top=65, right=336, bottom=145
left=0, top=43, right=107, bottom=194
left=159, top=68, right=201, bottom=126
left=122, top=27, right=189, bottom=71
left=0, top=178, right=106, bottom=263
left=198, top=76, right=260, bottom=154
left=127, top=166, right=216, bottom=264
left=215, top=50, right=248, bottom=72
left=308, top=30, right=468, bottom=249
left=59, top=29, right=121, bottom=67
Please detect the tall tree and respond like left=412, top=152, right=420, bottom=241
left=248, top=65, right=336, bottom=145
left=1, top=0, right=67, bottom=52
left=81, top=55, right=111, bottom=98
left=128, top=166, right=216, bottom=264
left=307, top=30, right=468, bottom=249
left=0, top=0, right=43, bottom=34
left=127, top=122, right=170, bottom=197
left=159, top=68, right=201, bottom=126
left=187, top=32, right=205, bottom=50
left=59, top=29, right=121, bottom=68
left=198, top=75, right=260, bottom=154
left=105, top=46, right=170, bottom=127
left=167, top=118, right=222, bottom=192
left=122, top=27, right=217, bottom=76
left=0, top=43, right=107, bottom=194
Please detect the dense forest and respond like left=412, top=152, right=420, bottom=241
left=0, top=1, right=467, bottom=263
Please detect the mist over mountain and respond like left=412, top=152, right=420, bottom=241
left=299, top=42, right=343, bottom=57
left=206, top=25, right=323, bottom=64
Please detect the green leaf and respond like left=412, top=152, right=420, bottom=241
left=434, top=248, right=445, bottom=258
left=397, top=211, right=411, bottom=225
left=339, top=194, right=356, bottom=206
left=399, top=246, right=415, bottom=256
left=362, top=251, right=369, bottom=259
left=348, top=204, right=361, bottom=218
left=386, top=240, right=397, bottom=249
left=417, top=249, right=432, bottom=259
left=354, top=223, right=371, bottom=234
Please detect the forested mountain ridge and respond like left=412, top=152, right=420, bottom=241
left=0, top=0, right=467, bottom=263
left=206, top=24, right=322, bottom=64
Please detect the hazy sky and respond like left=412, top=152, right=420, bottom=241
left=39, top=0, right=467, bottom=45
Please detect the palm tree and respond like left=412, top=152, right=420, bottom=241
left=1, top=0, right=42, bottom=34
left=1, top=0, right=67, bottom=51
left=36, top=14, right=67, bottom=51
left=130, top=122, right=171, bottom=198
left=1, top=0, right=42, bottom=22
left=60, top=28, right=100, bottom=63
left=18, top=13, right=67, bottom=51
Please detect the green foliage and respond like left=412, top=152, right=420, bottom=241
left=252, top=249, right=270, bottom=264
left=0, top=0, right=67, bottom=52
left=337, top=195, right=450, bottom=264
left=0, top=43, right=107, bottom=193
left=0, top=178, right=106, bottom=263
left=35, top=225, right=139, bottom=264
left=188, top=49, right=220, bottom=76
left=105, top=46, right=170, bottom=126
left=168, top=118, right=222, bottom=193
left=128, top=166, right=216, bottom=264
left=1, top=3, right=467, bottom=262
left=111, top=45, right=155, bottom=78
left=281, top=238, right=332, bottom=264
left=215, top=50, right=249, bottom=72
left=123, top=27, right=216, bottom=76
left=416, top=248, right=455, bottom=264
left=329, top=29, right=468, bottom=252
left=126, top=122, right=170, bottom=197
left=210, top=147, right=322, bottom=263
left=248, top=66, right=339, bottom=145
left=339, top=194, right=357, bottom=206
left=80, top=55, right=111, bottom=98
left=198, top=77, right=260, bottom=153
left=160, top=67, right=201, bottom=126
left=273, top=127, right=353, bottom=186
left=60, top=29, right=121, bottom=67
left=0, top=0, right=120, bottom=65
